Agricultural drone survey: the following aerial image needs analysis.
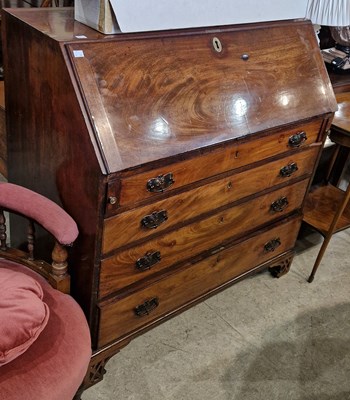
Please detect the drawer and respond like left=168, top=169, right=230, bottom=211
left=108, top=118, right=322, bottom=209
left=99, top=179, right=309, bottom=298
left=98, top=215, right=302, bottom=347
left=102, top=146, right=318, bottom=253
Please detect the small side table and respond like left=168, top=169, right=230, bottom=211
left=303, top=92, right=350, bottom=282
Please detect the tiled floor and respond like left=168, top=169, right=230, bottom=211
left=83, top=226, right=350, bottom=400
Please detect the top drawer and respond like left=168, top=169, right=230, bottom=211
left=107, top=119, right=323, bottom=211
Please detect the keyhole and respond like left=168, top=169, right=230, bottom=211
left=212, top=37, right=222, bottom=53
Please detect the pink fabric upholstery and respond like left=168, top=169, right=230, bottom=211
left=0, top=269, right=50, bottom=366
left=0, top=183, right=78, bottom=245
left=0, top=260, right=91, bottom=400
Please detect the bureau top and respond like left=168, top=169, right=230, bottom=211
left=332, top=92, right=350, bottom=134
left=3, top=9, right=337, bottom=174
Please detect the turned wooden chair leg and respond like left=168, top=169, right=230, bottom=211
left=0, top=209, right=7, bottom=250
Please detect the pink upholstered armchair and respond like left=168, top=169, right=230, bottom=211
left=0, top=182, right=91, bottom=400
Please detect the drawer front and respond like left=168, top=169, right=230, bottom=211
left=102, top=146, right=318, bottom=253
left=99, top=179, right=309, bottom=298
left=109, top=119, right=322, bottom=209
left=98, top=216, right=301, bottom=347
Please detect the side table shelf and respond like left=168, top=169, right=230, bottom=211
left=304, top=184, right=350, bottom=235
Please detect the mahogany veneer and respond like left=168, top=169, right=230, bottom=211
left=2, top=8, right=337, bottom=392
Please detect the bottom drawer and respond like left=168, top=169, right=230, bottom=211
left=98, top=216, right=301, bottom=347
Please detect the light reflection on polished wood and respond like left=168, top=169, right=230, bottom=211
left=67, top=22, right=336, bottom=173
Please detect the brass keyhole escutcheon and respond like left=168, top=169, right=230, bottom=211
left=212, top=37, right=222, bottom=53
left=227, top=181, right=233, bottom=190
left=109, top=196, right=117, bottom=205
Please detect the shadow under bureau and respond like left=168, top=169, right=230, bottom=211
left=2, top=8, right=337, bottom=392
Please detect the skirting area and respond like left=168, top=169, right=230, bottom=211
left=84, top=226, right=350, bottom=400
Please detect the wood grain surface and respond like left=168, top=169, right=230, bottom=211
left=100, top=179, right=309, bottom=298
left=102, top=146, right=319, bottom=253
left=67, top=19, right=336, bottom=173
left=115, top=119, right=323, bottom=208
left=98, top=216, right=302, bottom=347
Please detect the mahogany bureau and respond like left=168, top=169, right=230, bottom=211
left=2, top=8, right=337, bottom=391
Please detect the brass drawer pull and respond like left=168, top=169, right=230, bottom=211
left=280, top=162, right=298, bottom=177
left=136, top=251, right=161, bottom=271
left=141, top=210, right=168, bottom=229
left=147, top=173, right=174, bottom=193
left=264, top=237, right=281, bottom=253
left=270, top=196, right=289, bottom=213
left=134, top=297, right=159, bottom=317
left=288, top=131, right=307, bottom=148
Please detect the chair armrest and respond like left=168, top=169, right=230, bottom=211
left=0, top=182, right=78, bottom=245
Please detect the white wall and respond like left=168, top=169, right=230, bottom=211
left=111, top=0, right=309, bottom=32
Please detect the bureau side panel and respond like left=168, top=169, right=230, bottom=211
left=2, top=11, right=104, bottom=331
